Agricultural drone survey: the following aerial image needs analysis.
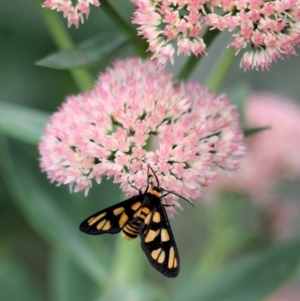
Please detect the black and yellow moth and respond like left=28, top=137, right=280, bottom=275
left=79, top=166, right=192, bottom=278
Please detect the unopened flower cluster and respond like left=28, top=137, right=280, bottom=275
left=42, top=0, right=100, bottom=28
left=39, top=58, right=244, bottom=214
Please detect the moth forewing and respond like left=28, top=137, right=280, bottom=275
left=139, top=194, right=180, bottom=278
left=79, top=195, right=142, bottom=235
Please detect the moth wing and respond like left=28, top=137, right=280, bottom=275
left=79, top=195, right=142, bottom=235
left=140, top=204, right=180, bottom=278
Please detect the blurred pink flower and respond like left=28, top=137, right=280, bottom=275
left=209, top=92, right=300, bottom=239
left=42, top=0, right=100, bottom=28
left=267, top=285, right=300, bottom=301
left=245, top=94, right=300, bottom=180
left=39, top=57, right=244, bottom=214
left=212, top=93, right=300, bottom=200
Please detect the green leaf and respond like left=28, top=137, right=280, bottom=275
left=0, top=137, right=109, bottom=283
left=0, top=101, right=48, bottom=145
left=243, top=126, right=271, bottom=137
left=36, top=32, right=130, bottom=69
left=226, top=83, right=251, bottom=119
left=172, top=240, right=300, bottom=301
left=0, top=254, right=45, bottom=301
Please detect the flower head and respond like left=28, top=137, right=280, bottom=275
left=132, top=0, right=300, bottom=69
left=42, top=0, right=100, bottom=28
left=132, top=0, right=207, bottom=65
left=217, top=0, right=300, bottom=70
left=39, top=58, right=244, bottom=215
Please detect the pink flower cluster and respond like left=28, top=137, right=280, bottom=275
left=42, top=0, right=100, bottom=28
left=41, top=0, right=300, bottom=70
left=206, top=0, right=300, bottom=70
left=132, top=0, right=300, bottom=70
left=132, top=0, right=208, bottom=65
left=39, top=58, right=244, bottom=214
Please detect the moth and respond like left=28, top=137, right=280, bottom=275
left=79, top=165, right=192, bottom=278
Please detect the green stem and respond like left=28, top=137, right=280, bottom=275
left=205, top=46, right=236, bottom=92
left=101, top=0, right=148, bottom=57
left=176, top=56, right=199, bottom=82
left=176, top=29, right=220, bottom=81
left=193, top=197, right=239, bottom=279
left=99, top=130, right=154, bottom=298
left=110, top=194, right=145, bottom=285
left=40, top=8, right=94, bottom=91
left=98, top=192, right=145, bottom=301
left=194, top=225, right=237, bottom=279
left=111, top=231, right=145, bottom=285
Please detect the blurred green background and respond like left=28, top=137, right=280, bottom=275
left=1, top=1, right=300, bottom=301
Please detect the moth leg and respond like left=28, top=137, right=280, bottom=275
left=161, top=192, right=171, bottom=198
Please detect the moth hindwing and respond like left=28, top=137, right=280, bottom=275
left=79, top=192, right=180, bottom=278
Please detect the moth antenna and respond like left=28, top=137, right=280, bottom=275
left=161, top=188, right=195, bottom=207
left=147, top=164, right=160, bottom=187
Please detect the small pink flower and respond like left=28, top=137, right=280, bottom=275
left=240, top=49, right=274, bottom=71
left=39, top=58, right=244, bottom=215
left=42, top=0, right=100, bottom=28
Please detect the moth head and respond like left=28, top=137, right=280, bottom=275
left=149, top=186, right=162, bottom=197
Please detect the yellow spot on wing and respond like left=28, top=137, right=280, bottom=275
left=113, top=207, right=124, bottom=215
left=96, top=219, right=107, bottom=230
left=151, top=248, right=162, bottom=260
left=131, top=202, right=142, bottom=210
left=161, top=228, right=170, bottom=242
left=119, top=212, right=129, bottom=227
left=102, top=220, right=111, bottom=231
left=168, top=247, right=175, bottom=269
left=88, top=212, right=106, bottom=225
left=157, top=251, right=166, bottom=264
left=144, top=212, right=153, bottom=225
left=133, top=209, right=141, bottom=218
left=173, top=258, right=178, bottom=268
left=141, top=207, right=151, bottom=215
left=145, top=229, right=160, bottom=243
left=152, top=211, right=161, bottom=223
